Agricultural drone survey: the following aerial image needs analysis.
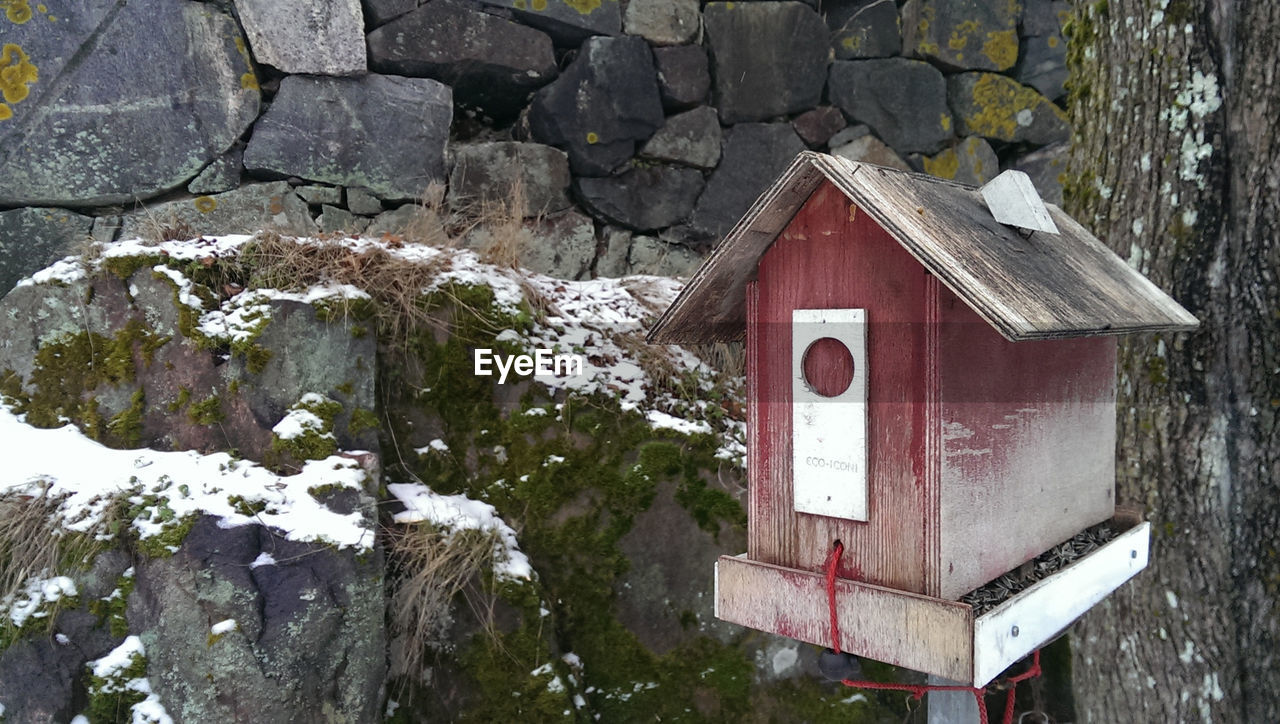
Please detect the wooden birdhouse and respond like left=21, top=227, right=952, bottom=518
left=647, top=152, right=1198, bottom=687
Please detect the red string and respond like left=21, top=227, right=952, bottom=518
left=823, top=541, right=1041, bottom=724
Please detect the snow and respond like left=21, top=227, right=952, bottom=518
left=414, top=439, right=449, bottom=455
left=0, top=403, right=374, bottom=550
left=87, top=637, right=173, bottom=724
left=210, top=619, right=238, bottom=635
left=250, top=553, right=276, bottom=568
left=7, top=574, right=77, bottom=628
left=272, top=408, right=330, bottom=442
left=388, top=483, right=532, bottom=581
left=645, top=410, right=712, bottom=437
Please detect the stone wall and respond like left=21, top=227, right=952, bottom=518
left=0, top=0, right=1070, bottom=292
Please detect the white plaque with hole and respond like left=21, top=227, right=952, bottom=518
left=792, top=308, right=868, bottom=521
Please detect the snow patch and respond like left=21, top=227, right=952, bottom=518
left=388, top=483, right=532, bottom=581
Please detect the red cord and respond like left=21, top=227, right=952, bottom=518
left=823, top=541, right=1041, bottom=724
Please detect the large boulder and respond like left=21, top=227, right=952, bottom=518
left=576, top=164, right=705, bottom=231
left=527, top=37, right=664, bottom=177
left=367, top=2, right=558, bottom=122
left=118, top=182, right=317, bottom=240
left=653, top=45, right=711, bottom=111
left=703, top=2, right=830, bottom=123
left=0, top=207, right=93, bottom=296
left=827, top=0, right=902, bottom=59
left=129, top=518, right=385, bottom=723
left=233, top=0, right=366, bottom=75
left=688, top=123, right=806, bottom=240
left=1017, top=0, right=1070, bottom=100
left=187, top=145, right=245, bottom=196
left=364, top=0, right=420, bottom=26
left=948, top=71, right=1070, bottom=145
left=639, top=106, right=723, bottom=169
left=448, top=142, right=572, bottom=216
left=624, top=0, right=701, bottom=46
left=831, top=133, right=912, bottom=171
left=479, top=0, right=621, bottom=46
left=829, top=58, right=954, bottom=155
left=244, top=74, right=453, bottom=202
left=0, top=0, right=259, bottom=206
left=903, top=0, right=1020, bottom=71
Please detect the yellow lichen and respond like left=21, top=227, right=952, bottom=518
left=981, top=29, right=1018, bottom=70
left=940, top=114, right=952, bottom=132
left=0, top=103, right=10, bottom=120
left=842, top=36, right=858, bottom=51
left=1048, top=35, right=1060, bottom=48
left=585, top=132, right=599, bottom=144
left=532, top=0, right=547, bottom=9
left=949, top=19, right=979, bottom=50
left=0, top=43, right=38, bottom=109
left=240, top=72, right=259, bottom=90
left=564, top=0, right=601, bottom=12
left=512, top=0, right=525, bottom=8
left=961, top=73, right=1061, bottom=141
left=193, top=196, right=217, bottom=214
left=2, top=0, right=32, bottom=24
left=922, top=148, right=960, bottom=180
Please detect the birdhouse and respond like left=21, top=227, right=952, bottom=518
left=647, top=152, right=1198, bottom=686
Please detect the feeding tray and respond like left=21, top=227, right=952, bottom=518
left=714, top=513, right=1150, bottom=687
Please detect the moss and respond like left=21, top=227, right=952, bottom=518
left=313, top=295, right=376, bottom=324
left=102, top=254, right=163, bottom=281
left=227, top=495, right=267, bottom=517
left=134, top=513, right=197, bottom=558
left=271, top=394, right=343, bottom=462
left=87, top=571, right=136, bottom=639
left=84, top=645, right=149, bottom=724
left=165, top=386, right=191, bottom=414
left=187, top=394, right=224, bottom=425
left=106, top=389, right=145, bottom=448
left=238, top=342, right=273, bottom=374
left=348, top=407, right=379, bottom=435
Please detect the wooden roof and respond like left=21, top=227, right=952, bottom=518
left=648, top=152, right=1199, bottom=343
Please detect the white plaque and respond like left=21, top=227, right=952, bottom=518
left=792, top=308, right=868, bottom=521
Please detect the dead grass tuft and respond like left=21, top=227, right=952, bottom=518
left=0, top=485, right=108, bottom=641
left=384, top=521, right=504, bottom=681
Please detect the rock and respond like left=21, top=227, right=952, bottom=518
left=465, top=209, right=597, bottom=279
left=639, top=107, right=723, bottom=169
left=827, top=123, right=873, bottom=148
left=576, top=164, right=705, bottom=231
left=0, top=552, right=131, bottom=724
left=129, top=517, right=385, bottom=723
left=367, top=2, right=557, bottom=123
left=903, top=0, right=1019, bottom=71
left=1017, top=0, right=1070, bottom=100
left=624, top=0, right=701, bottom=46
left=319, top=205, right=369, bottom=234
left=448, top=142, right=572, bottom=216
left=187, top=145, right=244, bottom=195
left=119, top=182, right=317, bottom=240
left=297, top=185, right=343, bottom=206
left=828, top=0, right=902, bottom=59
left=627, top=236, right=703, bottom=277
left=830, top=134, right=912, bottom=171
left=528, top=37, right=664, bottom=177
left=365, top=205, right=429, bottom=239
left=0, top=207, right=93, bottom=296
left=828, top=58, right=954, bottom=155
left=689, top=123, right=806, bottom=240
left=91, top=216, right=122, bottom=243
left=0, top=0, right=259, bottom=206
left=917, top=136, right=999, bottom=185
left=1013, top=141, right=1069, bottom=205
left=615, top=485, right=744, bottom=653
left=364, top=0, right=421, bottom=26
left=703, top=2, right=829, bottom=124
left=233, top=0, right=366, bottom=75
left=948, top=72, right=1070, bottom=145
left=479, top=0, right=621, bottom=46
left=792, top=106, right=848, bottom=149
left=653, top=45, right=711, bottom=112
left=346, top=188, right=385, bottom=216
left=596, top=228, right=632, bottom=277
left=244, top=74, right=453, bottom=202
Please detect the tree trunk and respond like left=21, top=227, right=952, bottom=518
left=1064, top=1, right=1279, bottom=721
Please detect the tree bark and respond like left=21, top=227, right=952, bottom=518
left=1064, top=1, right=1279, bottom=721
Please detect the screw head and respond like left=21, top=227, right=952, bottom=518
left=1011, top=625, right=1020, bottom=637
left=1131, top=550, right=1138, bottom=559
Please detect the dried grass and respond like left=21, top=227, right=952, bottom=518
left=0, top=485, right=107, bottom=640
left=384, top=521, right=504, bottom=681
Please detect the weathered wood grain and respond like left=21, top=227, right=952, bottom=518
left=715, top=554, right=975, bottom=682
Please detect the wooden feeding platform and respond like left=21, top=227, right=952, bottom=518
left=715, top=511, right=1148, bottom=687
